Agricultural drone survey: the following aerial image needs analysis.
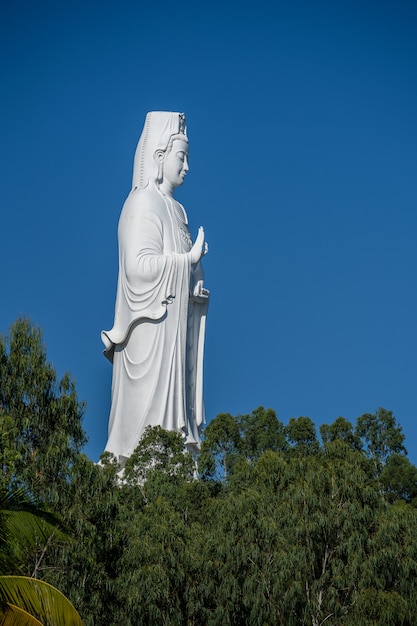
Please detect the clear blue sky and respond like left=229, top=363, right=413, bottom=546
left=2, top=0, right=416, bottom=463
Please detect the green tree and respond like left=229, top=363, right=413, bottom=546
left=320, top=416, right=361, bottom=451
left=116, top=495, right=190, bottom=626
left=237, top=406, right=287, bottom=461
left=0, top=319, right=86, bottom=503
left=198, top=413, right=241, bottom=480
left=199, top=408, right=287, bottom=481
left=41, top=454, right=121, bottom=626
left=352, top=500, right=417, bottom=624
left=0, top=414, right=20, bottom=487
left=286, top=416, right=320, bottom=455
left=124, top=426, right=195, bottom=487
left=112, top=429, right=209, bottom=625
left=379, top=454, right=417, bottom=505
left=355, top=408, right=406, bottom=473
left=194, top=439, right=417, bottom=625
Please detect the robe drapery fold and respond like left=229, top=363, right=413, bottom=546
left=102, top=187, right=207, bottom=462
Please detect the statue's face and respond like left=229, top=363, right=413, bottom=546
left=162, top=138, right=189, bottom=189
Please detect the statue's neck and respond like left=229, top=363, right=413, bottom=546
left=159, top=180, right=175, bottom=197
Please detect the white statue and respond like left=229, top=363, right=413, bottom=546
left=102, top=112, right=209, bottom=465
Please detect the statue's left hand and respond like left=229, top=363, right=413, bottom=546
left=192, top=280, right=210, bottom=303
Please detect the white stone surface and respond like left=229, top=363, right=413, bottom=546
left=102, top=112, right=209, bottom=464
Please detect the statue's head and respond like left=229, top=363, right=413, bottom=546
left=132, top=112, right=189, bottom=192
left=155, top=134, right=189, bottom=192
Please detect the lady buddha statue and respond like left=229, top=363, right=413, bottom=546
left=102, top=112, right=209, bottom=465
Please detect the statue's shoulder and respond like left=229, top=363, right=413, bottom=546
left=122, top=187, right=165, bottom=219
left=125, top=189, right=165, bottom=213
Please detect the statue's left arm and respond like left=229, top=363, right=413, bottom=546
left=190, top=228, right=209, bottom=303
left=191, top=263, right=210, bottom=303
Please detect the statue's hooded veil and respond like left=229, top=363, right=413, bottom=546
left=132, top=111, right=187, bottom=190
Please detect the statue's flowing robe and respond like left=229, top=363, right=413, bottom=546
left=102, top=187, right=207, bottom=462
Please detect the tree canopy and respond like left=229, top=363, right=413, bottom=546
left=1, top=318, right=417, bottom=625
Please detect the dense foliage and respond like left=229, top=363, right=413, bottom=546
left=0, top=320, right=85, bottom=624
left=1, top=319, right=417, bottom=625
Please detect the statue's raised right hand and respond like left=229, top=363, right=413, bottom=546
left=190, top=226, right=207, bottom=264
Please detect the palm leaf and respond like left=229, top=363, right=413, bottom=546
left=0, top=576, right=83, bottom=626
left=0, top=602, right=43, bottom=626
left=0, top=486, right=67, bottom=535
left=0, top=486, right=68, bottom=575
left=3, top=511, right=67, bottom=569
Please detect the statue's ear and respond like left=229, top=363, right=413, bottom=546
left=155, top=149, right=165, bottom=162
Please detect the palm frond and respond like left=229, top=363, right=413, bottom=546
left=0, top=602, right=43, bottom=626
left=0, top=576, right=83, bottom=626
left=0, top=486, right=67, bottom=531
left=0, top=486, right=68, bottom=575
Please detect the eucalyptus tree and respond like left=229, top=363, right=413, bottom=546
left=285, top=416, right=320, bottom=456
left=319, top=416, right=361, bottom=450
left=40, top=454, right=121, bottom=626
left=237, top=407, right=287, bottom=461
left=115, top=428, right=209, bottom=626
left=198, top=413, right=241, bottom=481
left=355, top=408, right=406, bottom=472
left=199, top=407, right=287, bottom=481
left=0, top=319, right=86, bottom=503
left=379, top=454, right=417, bottom=505
left=195, top=439, right=417, bottom=625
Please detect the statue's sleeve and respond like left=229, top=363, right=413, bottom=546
left=101, top=197, right=191, bottom=361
